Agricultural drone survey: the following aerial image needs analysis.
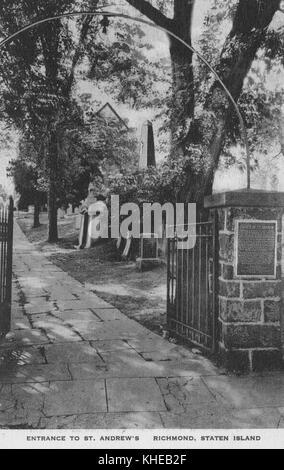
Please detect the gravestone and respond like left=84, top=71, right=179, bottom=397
left=57, top=208, right=66, bottom=219
left=75, top=214, right=81, bottom=230
left=136, top=233, right=161, bottom=271
left=141, top=236, right=158, bottom=259
left=122, top=232, right=133, bottom=260
left=205, top=189, right=284, bottom=372
left=66, top=204, right=73, bottom=216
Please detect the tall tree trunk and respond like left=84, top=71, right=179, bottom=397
left=39, top=16, right=94, bottom=242
left=126, top=0, right=195, bottom=155
left=169, top=40, right=194, bottom=155
left=33, top=194, right=40, bottom=228
left=169, top=0, right=195, bottom=154
left=48, top=184, right=58, bottom=242
left=47, top=130, right=58, bottom=242
left=40, top=21, right=61, bottom=243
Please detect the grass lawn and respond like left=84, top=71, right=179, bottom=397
left=17, top=212, right=167, bottom=335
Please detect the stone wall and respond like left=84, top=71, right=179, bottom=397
left=205, top=191, right=284, bottom=372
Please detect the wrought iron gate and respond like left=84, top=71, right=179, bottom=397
left=167, top=212, right=219, bottom=354
left=0, top=197, right=14, bottom=337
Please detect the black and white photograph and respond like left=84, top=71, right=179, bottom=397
left=0, top=0, right=284, bottom=450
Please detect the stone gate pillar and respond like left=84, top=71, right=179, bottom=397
left=204, top=190, right=284, bottom=372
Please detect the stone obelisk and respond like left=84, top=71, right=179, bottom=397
left=139, top=120, right=156, bottom=169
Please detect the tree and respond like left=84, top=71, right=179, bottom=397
left=0, top=0, right=107, bottom=241
left=7, top=142, right=46, bottom=228
left=85, top=19, right=171, bottom=109
left=0, top=0, right=282, bottom=225
left=197, top=0, right=284, bottom=173
left=50, top=99, right=140, bottom=208
left=124, top=0, right=195, bottom=150
left=0, top=0, right=169, bottom=242
left=124, top=0, right=282, bottom=203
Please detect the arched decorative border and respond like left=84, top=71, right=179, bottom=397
left=0, top=9, right=251, bottom=188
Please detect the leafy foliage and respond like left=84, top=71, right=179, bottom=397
left=53, top=100, right=140, bottom=208
left=0, top=0, right=283, bottom=221
left=196, top=0, right=284, bottom=173
left=84, top=19, right=171, bottom=109
left=108, top=156, right=191, bottom=206
left=7, top=145, right=46, bottom=211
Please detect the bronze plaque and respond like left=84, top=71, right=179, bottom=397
left=236, top=220, right=277, bottom=277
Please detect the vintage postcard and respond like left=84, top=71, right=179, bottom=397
left=0, top=0, right=284, bottom=452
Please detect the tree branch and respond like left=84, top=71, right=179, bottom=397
left=201, top=0, right=281, bottom=192
left=125, top=0, right=173, bottom=30
left=63, top=15, right=94, bottom=97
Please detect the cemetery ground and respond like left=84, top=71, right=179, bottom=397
left=1, top=213, right=284, bottom=429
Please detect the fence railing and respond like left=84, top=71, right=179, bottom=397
left=0, top=197, right=14, bottom=337
left=167, top=214, right=219, bottom=354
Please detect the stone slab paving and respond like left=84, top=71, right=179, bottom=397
left=0, top=221, right=284, bottom=429
left=106, top=378, right=167, bottom=413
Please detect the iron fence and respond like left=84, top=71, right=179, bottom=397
left=167, top=212, right=219, bottom=353
left=0, top=197, right=14, bottom=337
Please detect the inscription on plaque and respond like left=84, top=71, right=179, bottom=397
left=236, top=220, right=277, bottom=277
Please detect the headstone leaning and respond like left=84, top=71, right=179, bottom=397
left=58, top=208, right=65, bottom=219
left=75, top=214, right=81, bottom=230
left=136, top=233, right=161, bottom=271
left=66, top=204, right=73, bottom=216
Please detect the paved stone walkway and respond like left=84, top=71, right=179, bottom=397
left=1, top=222, right=284, bottom=429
